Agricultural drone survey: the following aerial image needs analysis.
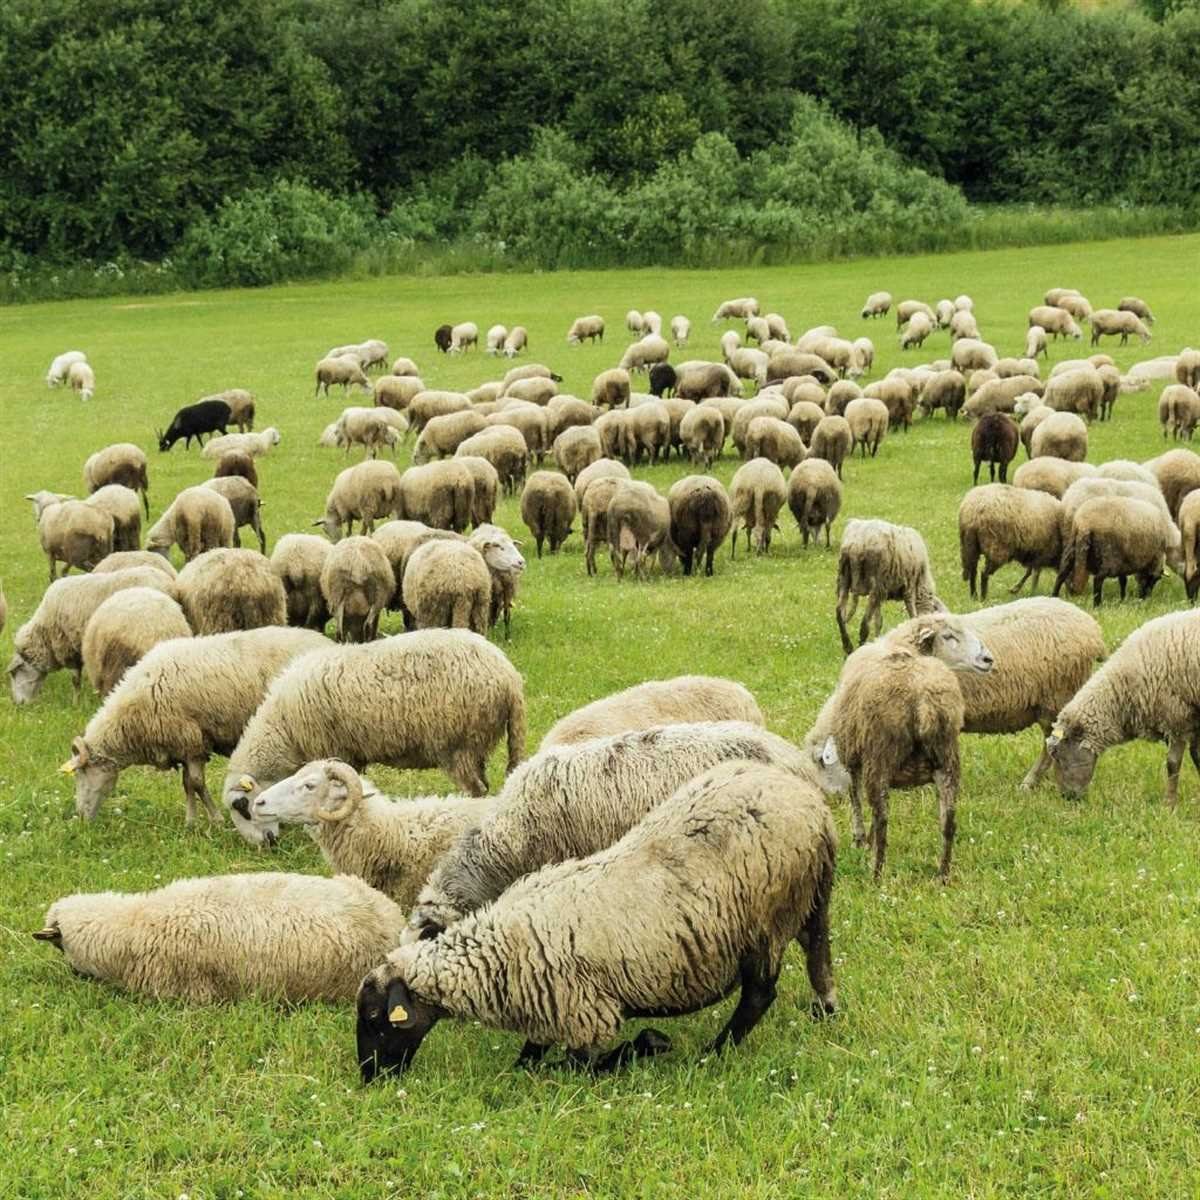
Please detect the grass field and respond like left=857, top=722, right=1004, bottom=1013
left=2, top=234, right=1198, bottom=1199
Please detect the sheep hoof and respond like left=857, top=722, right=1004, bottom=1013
left=810, top=999, right=838, bottom=1021
left=632, top=1029, right=671, bottom=1057
left=851, top=832, right=867, bottom=849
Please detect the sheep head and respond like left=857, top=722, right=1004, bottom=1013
left=907, top=615, right=994, bottom=675
left=61, top=736, right=120, bottom=820
left=356, top=960, right=443, bottom=1083
left=1045, top=721, right=1098, bottom=799
left=8, top=651, right=47, bottom=705
left=223, top=771, right=276, bottom=846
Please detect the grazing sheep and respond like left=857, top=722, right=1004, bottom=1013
left=35, top=873, right=404, bottom=1004
left=200, top=427, right=281, bottom=460
left=453, top=456, right=500, bottom=527
left=970, top=413, right=1019, bottom=484
left=81, top=588, right=191, bottom=698
left=93, top=550, right=176, bottom=577
left=669, top=314, right=690, bottom=347
left=1031, top=411, right=1088, bottom=462
left=934, top=299, right=954, bottom=328
left=1054, top=497, right=1169, bottom=605
left=413, top=410, right=489, bottom=464
left=1159, top=384, right=1200, bottom=441
left=807, top=645, right=965, bottom=881
left=502, top=326, right=527, bottom=357
left=618, top=334, right=670, bottom=374
left=567, top=315, right=604, bottom=346
left=1025, top=325, right=1048, bottom=360
left=787, top=459, right=841, bottom=549
left=1059, top=476, right=1179, bottom=563
left=788, top=399, right=828, bottom=443
left=1054, top=293, right=1091, bottom=322
left=175, top=548, right=286, bottom=635
left=395, top=460, right=475, bottom=532
left=83, top=444, right=150, bottom=518
left=447, top=322, right=479, bottom=354
left=314, top=460, right=403, bottom=540
left=144, top=486, right=235, bottom=562
left=214, top=450, right=257, bottom=488
left=1175, top=348, right=1200, bottom=391
left=807, top=416, right=852, bottom=479
left=504, top=376, right=557, bottom=406
left=918, top=370, right=966, bottom=420
left=861, top=291, right=892, bottom=319
left=46, top=350, right=87, bottom=387
left=374, top=374, right=425, bottom=412
left=224, top=630, right=526, bottom=843
left=667, top=476, right=732, bottom=576
left=203, top=476, right=265, bottom=553
left=456, top=426, right=527, bottom=495
left=621, top=401, right=671, bottom=465
left=625, top=310, right=644, bottom=334
left=591, top=367, right=631, bottom=410
left=319, top=536, right=394, bottom=643
left=520, top=472, right=576, bottom=557
left=958, top=484, right=1063, bottom=599
left=863, top=377, right=916, bottom=431
left=582, top=477, right=624, bottom=576
left=434, top=325, right=453, bottom=353
left=26, top=493, right=113, bottom=580
left=1179, top=490, right=1200, bottom=601
left=765, top=351, right=837, bottom=386
left=895, top=300, right=935, bottom=329
left=951, top=338, right=1000, bottom=374
left=1016, top=398, right=1052, bottom=456
left=900, top=311, right=933, bottom=350
left=468, top=523, right=525, bottom=636
left=156, top=399, right=232, bottom=453
left=546, top=396, right=599, bottom=444
left=553, top=425, right=603, bottom=485
left=712, top=297, right=759, bottom=322
left=1048, top=610, right=1198, bottom=806
left=332, top=406, right=402, bottom=459
left=406, top=391, right=471, bottom=436
left=271, top=534, right=332, bottom=630
left=401, top=540, right=492, bottom=635
left=574, top=458, right=630, bottom=509
left=486, top=324, right=508, bottom=354
left=729, top=458, right=787, bottom=556
left=730, top=396, right=789, bottom=457
left=66, top=360, right=95, bottom=400
left=1117, top=296, right=1155, bottom=325
left=315, top=355, right=371, bottom=397
left=606, top=481, right=673, bottom=579
left=501, top=363, right=561, bottom=391
left=845, top=397, right=889, bottom=459
left=388, top=356, right=420, bottom=377
left=1145, top=448, right=1200, bottom=521
left=1012, top=456, right=1097, bottom=499
left=211, top=388, right=255, bottom=432
left=1042, top=367, right=1103, bottom=421
left=672, top=361, right=740, bottom=402
left=1090, top=309, right=1152, bottom=347
left=744, top=416, right=805, bottom=469
left=361, top=758, right=836, bottom=1079
left=835, top=519, right=943, bottom=654
left=1028, top=306, right=1082, bottom=341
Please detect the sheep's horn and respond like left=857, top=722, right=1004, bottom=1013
left=318, top=759, right=362, bottom=822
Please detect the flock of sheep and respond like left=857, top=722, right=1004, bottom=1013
left=11, top=281, right=1200, bottom=1082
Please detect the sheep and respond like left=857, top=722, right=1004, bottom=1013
left=1053, top=497, right=1170, bottom=606
left=486, top=324, right=508, bottom=354
left=968, top=412, right=1018, bottom=485
left=46, top=350, right=87, bottom=387
left=1024, top=325, right=1048, bottom=360
left=223, top=630, right=526, bottom=844
left=520, top=471, right=576, bottom=557
left=468, top=523, right=525, bottom=636
left=851, top=337, right=874, bottom=376
left=361, top=757, right=836, bottom=1079
left=900, top=312, right=933, bottom=350
left=729, top=396, right=788, bottom=457
left=1180, top=490, right=1200, bottom=601
left=434, top=324, right=453, bottom=353
left=567, top=315, right=604, bottom=346
left=67, top=360, right=95, bottom=401
left=590, top=367, right=631, bottom=410
left=1090, top=309, right=1152, bottom=347
left=406, top=719, right=815, bottom=940
left=398, top=539, right=492, bottom=636
left=396, top=460, right=475, bottom=532
left=456, top=455, right=501, bottom=527
left=501, top=363, right=561, bottom=391
left=994, top=357, right=1040, bottom=380
left=1030, top=411, right=1088, bottom=462
left=489, top=403, right=551, bottom=464
left=504, top=376, right=557, bottom=406
left=1117, top=296, right=1155, bottom=325
left=203, top=476, right=265, bottom=553
left=502, top=325, right=528, bottom=357
left=1054, top=293, right=1092, bottom=322
left=83, top=443, right=150, bottom=517
left=552, top=425, right=602, bottom=485
left=214, top=450, right=257, bottom=488
left=406, top=390, right=471, bottom=435
left=834, top=519, right=943, bottom=654
left=1175, top=348, right=1200, bottom=391
left=606, top=480, right=673, bottom=579
left=1096, top=459, right=1157, bottom=486
left=1059, top=476, right=1179, bottom=562
left=961, top=375, right=1045, bottom=421
left=958, top=483, right=1063, bottom=599
left=316, top=355, right=371, bottom=397
left=712, top=297, right=759, bottom=322
left=729, top=458, right=787, bottom=557
left=26, top=493, right=113, bottom=580
left=319, top=536, right=394, bottom=643
left=668, top=314, right=690, bottom=347
left=788, top=399, right=828, bottom=443
left=156, top=398, right=231, bottom=452
left=546, top=395, right=598, bottom=444
left=200, top=427, right=281, bottom=460
left=1028, top=306, right=1082, bottom=341
left=582, top=476, right=624, bottom=575
left=35, top=873, right=405, bottom=1004
left=93, top=550, right=176, bottom=578
left=766, top=351, right=837, bottom=386
left=933, top=299, right=954, bottom=328
left=667, top=476, right=732, bottom=576
left=614, top=401, right=667, bottom=466
left=672, top=361, right=740, bottom=402
left=455, top=426, right=527, bottom=495
left=574, top=457, right=630, bottom=509
left=1019, top=404, right=1055, bottom=457
left=618, top=334, right=670, bottom=374
left=951, top=338, right=1000, bottom=374
left=743, top=416, right=805, bottom=470
left=787, top=459, right=841, bottom=549
left=917, top=370, right=966, bottom=420
left=1050, top=354, right=1114, bottom=377
left=327, top=340, right=389, bottom=371
left=1012, top=456, right=1097, bottom=499
left=208, top=388, right=255, bottom=432
left=860, top=377, right=913, bottom=432
left=314, top=460, right=403, bottom=540
left=807, top=416, right=852, bottom=479
left=81, top=587, right=191, bottom=698
left=1159, top=384, right=1200, bottom=441
left=389, top=356, right=420, bottom=377
left=861, top=291, right=892, bottom=319
left=1047, top=610, right=1198, bottom=806
left=250, top=761, right=493, bottom=907
left=270, top=534, right=332, bottom=629
left=332, top=406, right=402, bottom=459
left=448, top=322, right=479, bottom=353
left=895, top=300, right=935, bottom=329
left=845, top=397, right=889, bottom=459
left=626, top=309, right=644, bottom=333
left=1145, top=448, right=1200, bottom=521
left=806, top=645, right=964, bottom=881
left=1040, top=367, right=1102, bottom=421
left=374, top=374, right=425, bottom=412
left=805, top=337, right=859, bottom=378
left=413, top=410, right=489, bottom=464
left=175, top=548, right=286, bottom=636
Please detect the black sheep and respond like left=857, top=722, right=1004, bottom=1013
left=971, top=412, right=1018, bottom=484
left=648, top=363, right=677, bottom=398
left=157, top=399, right=233, bottom=452
left=434, top=325, right=453, bottom=353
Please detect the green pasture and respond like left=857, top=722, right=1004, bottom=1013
left=1, top=234, right=1198, bottom=1198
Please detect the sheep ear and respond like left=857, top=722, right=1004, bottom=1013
left=820, top=737, right=839, bottom=767
left=386, top=980, right=418, bottom=1027
left=916, top=624, right=937, bottom=651
left=1046, top=724, right=1064, bottom=748
left=71, top=737, right=89, bottom=766
left=311, top=519, right=326, bottom=528
left=32, top=926, right=62, bottom=946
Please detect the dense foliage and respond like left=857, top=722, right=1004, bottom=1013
left=1, top=0, right=1197, bottom=283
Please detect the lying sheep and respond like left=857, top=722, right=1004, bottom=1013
left=361, top=759, right=836, bottom=1079
left=1053, top=496, right=1169, bottom=606
left=1048, top=610, right=1198, bottom=806
left=456, top=426, right=527, bottom=495
left=145, top=486, right=235, bottom=562
left=787, top=459, right=841, bottom=548
left=861, top=291, right=892, bottom=319
left=316, top=355, right=371, bottom=397
left=520, top=471, right=576, bottom=556
left=1030, top=411, right=1088, bottom=461
left=203, top=477, right=265, bottom=553
left=607, top=480, right=673, bottom=579
left=618, top=334, right=670, bottom=374
left=567, top=315, right=604, bottom=345
left=730, top=458, right=787, bottom=556
left=1028, top=306, right=1081, bottom=341
left=26, top=492, right=113, bottom=580
left=502, top=326, right=527, bottom=357
left=270, top=534, right=332, bottom=630
left=251, top=761, right=493, bottom=908
left=667, top=476, right=732, bottom=576
left=315, top=460, right=403, bottom=540
left=35, top=873, right=404, bottom=1004
left=958, top=483, right=1063, bottom=599
left=1159, top=384, right=1200, bottom=441
left=807, top=415, right=852, bottom=479
left=1012, top=456, right=1097, bottom=499
left=1117, top=296, right=1155, bottom=325
left=81, top=587, right=191, bottom=697
left=401, top=540, right=492, bottom=635
left=1090, top=309, right=1151, bottom=347
left=320, top=535, right=394, bottom=642
left=176, top=548, right=287, bottom=635
left=851, top=337, right=874, bottom=376
left=835, top=519, right=943, bottom=654
left=200, top=427, right=280, bottom=460
left=845, top=397, right=888, bottom=459
left=84, top=443, right=150, bottom=517
left=224, top=630, right=526, bottom=844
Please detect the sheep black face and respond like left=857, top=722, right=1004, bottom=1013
left=1045, top=723, right=1097, bottom=798
left=356, top=972, right=441, bottom=1082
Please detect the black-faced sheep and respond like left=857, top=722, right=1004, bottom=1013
left=667, top=475, right=732, bottom=576
left=1159, top=384, right=1200, bottom=441
left=971, top=413, right=1019, bottom=484
left=502, top=326, right=527, bottom=357
left=712, top=297, right=760, bottom=321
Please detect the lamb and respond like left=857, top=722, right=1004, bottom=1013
left=83, top=443, right=150, bottom=517
left=1159, top=384, right=1200, bottom=441
left=214, top=450, right=257, bottom=487
left=26, top=492, right=113, bottom=580
left=951, top=339, right=1000, bottom=373
left=360, top=758, right=836, bottom=1079
left=455, top=426, right=528, bottom=495
left=861, top=291, right=892, bottom=319
left=712, top=297, right=759, bottom=322
left=80, top=587, right=191, bottom=698
left=270, top=534, right=332, bottom=629
left=958, top=484, right=1063, bottom=599
left=1030, top=411, right=1088, bottom=462
left=200, top=427, right=281, bottom=460
left=606, top=480, right=674, bottom=579
left=250, top=761, right=493, bottom=908
left=1117, top=296, right=1155, bottom=325
left=314, top=460, right=403, bottom=540
left=520, top=471, right=576, bottom=557
left=467, top=523, right=525, bottom=636
left=807, top=415, right=852, bottom=479
left=223, top=630, right=526, bottom=844
left=1090, top=309, right=1151, bottom=347
left=397, top=460, right=475, bottom=531
left=316, top=355, right=371, bottom=397
left=553, top=426, right=602, bottom=484
left=895, top=300, right=935, bottom=329
left=789, top=399, right=828, bottom=442
left=918, top=370, right=966, bottom=420
left=669, top=314, right=690, bottom=347
left=405, top=390, right=471, bottom=435
left=401, top=540, right=492, bottom=635
left=413, top=410, right=489, bottom=464
left=1047, top=610, right=1199, bottom=807
left=1145, top=448, right=1200, bottom=521
left=618, top=334, right=670, bottom=374
left=834, top=519, right=943, bottom=654
left=447, top=322, right=479, bottom=353
left=93, top=551, right=176, bottom=578
left=1012, top=457, right=1097, bottom=499
left=35, top=873, right=405, bottom=1004
left=1180, top=490, right=1200, bottom=601
left=67, top=360, right=95, bottom=400
left=175, top=548, right=287, bottom=635
left=203, top=476, right=265, bottom=553
left=1175, top=348, right=1200, bottom=391
left=729, top=458, right=787, bottom=556
left=1028, top=306, right=1082, bottom=341
left=406, top=720, right=815, bottom=940
left=319, top=536, right=394, bottom=642
left=46, top=350, right=87, bottom=387
left=667, top=476, right=732, bottom=576
left=374, top=374, right=425, bottom=412
left=1053, top=497, right=1169, bottom=606
left=900, top=311, right=933, bottom=350
left=487, top=324, right=508, bottom=354
left=567, top=315, right=605, bottom=345
left=787, top=459, right=841, bottom=548
left=845, top=397, right=889, bottom=459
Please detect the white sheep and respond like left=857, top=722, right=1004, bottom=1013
left=81, top=587, right=191, bottom=697
left=486, top=324, right=508, bottom=354
left=320, top=535, right=395, bottom=642
left=200, top=427, right=281, bottom=459
left=669, top=314, right=690, bottom=347
left=67, top=360, right=95, bottom=400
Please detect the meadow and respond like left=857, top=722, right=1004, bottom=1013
left=1, top=234, right=1198, bottom=1199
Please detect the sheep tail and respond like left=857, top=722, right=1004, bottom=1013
left=506, top=693, right=526, bottom=773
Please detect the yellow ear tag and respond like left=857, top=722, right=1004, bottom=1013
left=59, top=759, right=77, bottom=775
left=237, top=775, right=255, bottom=792
left=389, top=1005, right=409, bottom=1024
left=1050, top=725, right=1064, bottom=740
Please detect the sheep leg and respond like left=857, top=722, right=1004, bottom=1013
left=515, top=1040, right=552, bottom=1069
left=864, top=771, right=888, bottom=881
left=451, top=752, right=488, bottom=797
left=1019, top=732, right=1054, bottom=791
left=1008, top=566, right=1033, bottom=595
left=71, top=668, right=82, bottom=705
left=1188, top=737, right=1199, bottom=776
left=184, top=757, right=221, bottom=824
left=796, top=866, right=838, bottom=1018
left=836, top=592, right=858, bottom=657
left=1117, top=575, right=1128, bottom=601
left=848, top=775, right=867, bottom=848
left=935, top=766, right=958, bottom=884
left=566, top=1029, right=672, bottom=1073
left=704, top=544, right=716, bottom=577
left=1093, top=574, right=1105, bottom=607
left=181, top=764, right=198, bottom=826
left=707, top=951, right=780, bottom=1052
left=1165, top=737, right=1187, bottom=810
